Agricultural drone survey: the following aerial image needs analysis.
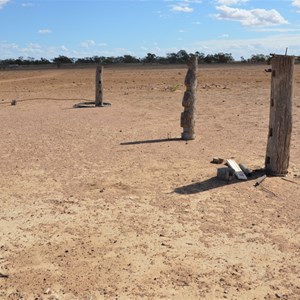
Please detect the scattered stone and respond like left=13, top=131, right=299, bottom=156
left=217, top=167, right=234, bottom=181
left=211, top=157, right=224, bottom=164
left=44, top=288, right=51, bottom=295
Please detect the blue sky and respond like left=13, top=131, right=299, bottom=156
left=1, top=0, right=300, bottom=60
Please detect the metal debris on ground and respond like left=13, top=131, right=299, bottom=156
left=281, top=177, right=299, bottom=185
left=239, top=164, right=252, bottom=176
left=226, top=159, right=248, bottom=180
left=254, top=175, right=267, bottom=187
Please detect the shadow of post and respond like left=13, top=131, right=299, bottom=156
left=174, top=169, right=266, bottom=194
left=120, top=138, right=183, bottom=145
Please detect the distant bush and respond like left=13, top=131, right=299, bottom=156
left=248, top=54, right=270, bottom=63
left=1, top=51, right=298, bottom=67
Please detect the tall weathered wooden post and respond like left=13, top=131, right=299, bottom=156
left=181, top=55, right=198, bottom=140
left=95, top=66, right=103, bottom=107
left=265, top=55, right=295, bottom=175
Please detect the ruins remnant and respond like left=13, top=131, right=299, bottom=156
left=95, top=66, right=103, bottom=107
left=265, top=55, right=295, bottom=176
left=181, top=55, right=198, bottom=140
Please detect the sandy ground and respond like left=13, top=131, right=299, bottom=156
left=0, top=64, right=299, bottom=300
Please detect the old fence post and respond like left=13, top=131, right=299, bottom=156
left=181, top=55, right=198, bottom=140
left=95, top=66, right=103, bottom=107
left=265, top=55, right=295, bottom=176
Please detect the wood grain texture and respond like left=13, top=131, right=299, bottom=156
left=95, top=66, right=103, bottom=107
left=181, top=55, right=198, bottom=140
left=265, top=55, right=295, bottom=176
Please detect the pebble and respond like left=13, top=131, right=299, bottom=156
left=211, top=157, right=224, bottom=164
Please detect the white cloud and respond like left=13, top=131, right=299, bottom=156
left=80, top=40, right=96, bottom=48
left=170, top=4, right=193, bottom=12
left=292, top=0, right=300, bottom=6
left=221, top=33, right=230, bottom=38
left=165, top=0, right=201, bottom=3
left=216, top=5, right=288, bottom=26
left=38, top=29, right=52, bottom=34
left=191, top=34, right=300, bottom=58
left=167, top=1, right=201, bottom=14
left=183, top=0, right=202, bottom=3
left=0, top=43, right=66, bottom=59
left=0, top=0, right=10, bottom=9
left=61, top=45, right=68, bottom=52
left=21, top=2, right=33, bottom=7
left=79, top=40, right=107, bottom=48
left=217, top=0, right=248, bottom=5
left=19, top=43, right=43, bottom=55
left=136, top=30, right=300, bottom=59
left=251, top=27, right=300, bottom=33
left=0, top=42, right=18, bottom=52
left=292, top=0, right=300, bottom=11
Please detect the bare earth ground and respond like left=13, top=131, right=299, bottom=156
left=0, top=64, right=299, bottom=300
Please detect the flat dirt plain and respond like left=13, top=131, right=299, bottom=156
left=0, top=64, right=299, bottom=300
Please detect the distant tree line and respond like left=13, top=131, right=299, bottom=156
left=0, top=50, right=299, bottom=67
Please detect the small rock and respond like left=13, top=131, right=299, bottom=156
left=44, top=288, right=51, bottom=295
left=275, top=293, right=282, bottom=298
left=211, top=157, right=224, bottom=164
left=217, top=167, right=234, bottom=181
left=11, top=100, right=17, bottom=106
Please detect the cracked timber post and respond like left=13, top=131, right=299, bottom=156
left=95, top=66, right=103, bottom=107
left=265, top=55, right=295, bottom=176
left=181, top=55, right=198, bottom=140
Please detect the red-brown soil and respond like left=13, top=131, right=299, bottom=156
left=0, top=64, right=299, bottom=300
